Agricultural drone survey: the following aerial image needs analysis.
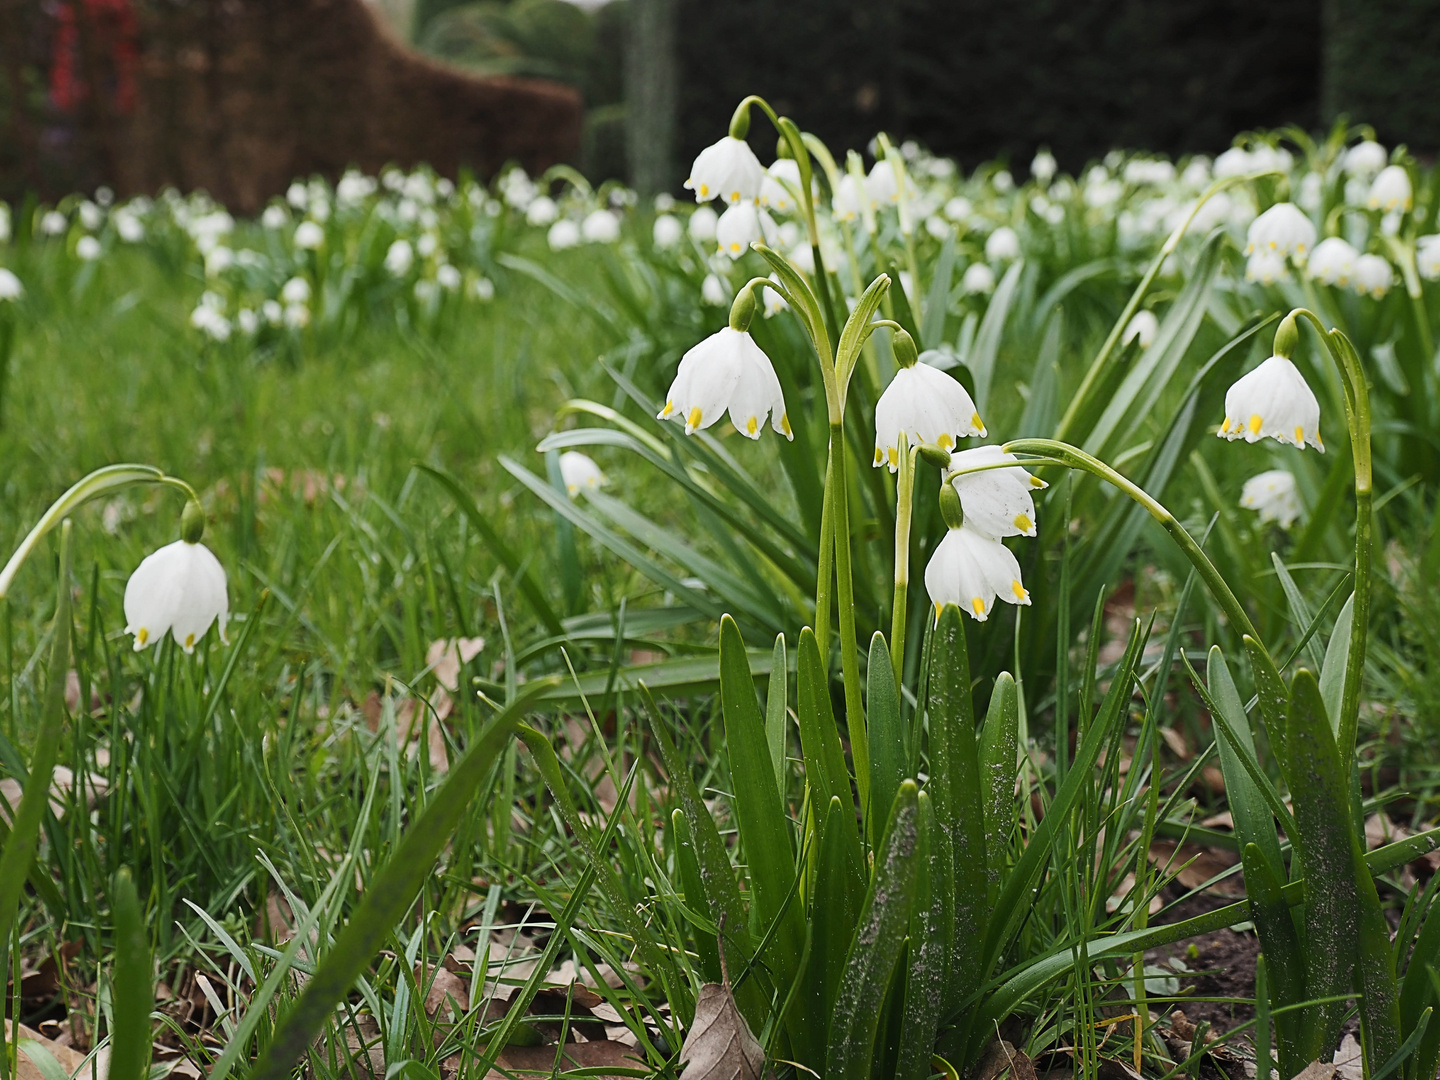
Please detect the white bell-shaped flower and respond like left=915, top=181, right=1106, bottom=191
left=759, top=159, right=803, bottom=215
left=1245, top=250, right=1289, bottom=285
left=924, top=524, right=1030, bottom=622
left=1245, top=203, right=1315, bottom=260
left=985, top=226, right=1020, bottom=261
left=384, top=239, right=414, bottom=275
left=1240, top=470, right=1302, bottom=529
left=688, top=205, right=719, bottom=242
left=581, top=210, right=621, bottom=244
left=653, top=214, right=683, bottom=249
left=525, top=196, right=559, bottom=226
left=559, top=452, right=607, bottom=498
left=1031, top=150, right=1057, bottom=183
left=1218, top=355, right=1323, bottom=452
left=658, top=327, right=791, bottom=439
left=715, top=201, right=761, bottom=258
left=961, top=263, right=996, bottom=294
left=1353, top=254, right=1393, bottom=298
left=700, top=273, right=728, bottom=306
left=294, top=221, right=324, bottom=250
left=946, top=446, right=1046, bottom=538
left=0, top=268, right=23, bottom=301
left=865, top=160, right=899, bottom=206
left=1366, top=166, right=1412, bottom=213
left=1122, top=310, right=1159, bottom=348
left=873, top=363, right=985, bottom=470
left=832, top=174, right=865, bottom=223
left=1344, top=140, right=1387, bottom=177
left=1307, top=237, right=1358, bottom=287
left=124, top=540, right=229, bottom=653
left=1417, top=236, right=1440, bottom=281
left=547, top=219, right=581, bottom=251
left=685, top=136, right=764, bottom=205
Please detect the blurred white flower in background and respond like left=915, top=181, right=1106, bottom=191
left=700, top=273, right=728, bottom=306
left=944, top=195, right=972, bottom=222
left=471, top=276, right=495, bottom=301
left=658, top=326, right=790, bottom=439
left=688, top=205, right=719, bottom=242
left=1213, top=147, right=1252, bottom=178
left=261, top=205, right=288, bottom=230
left=991, top=169, right=1015, bottom=193
left=41, top=211, right=68, bottom=236
left=1030, top=150, right=1057, bottom=183
left=547, top=219, right=581, bottom=251
left=204, top=246, right=232, bottom=275
left=286, top=182, right=308, bottom=208
left=284, top=302, right=311, bottom=329
left=1246, top=203, right=1315, bottom=261
left=961, top=262, right=996, bottom=294
left=1219, top=354, right=1323, bottom=451
left=416, top=232, right=439, bottom=258
left=0, top=269, right=23, bottom=300
left=1352, top=253, right=1393, bottom=298
left=1308, top=237, right=1358, bottom=287
left=1297, top=172, right=1324, bottom=213
left=1367, top=165, right=1412, bottom=213
left=78, top=201, right=104, bottom=231
left=262, top=299, right=283, bottom=325
left=384, top=239, right=414, bottom=275
left=114, top=210, right=144, bottom=242
left=559, top=452, right=607, bottom=498
left=581, top=209, right=621, bottom=243
left=759, top=158, right=804, bottom=215
left=0, top=204, right=10, bottom=243
left=1123, top=310, right=1159, bottom=348
left=685, top=135, right=764, bottom=205
left=985, top=226, right=1020, bottom=261
left=294, top=221, right=324, bottom=249
left=236, top=308, right=259, bottom=335
left=437, top=264, right=462, bottom=291
left=716, top=202, right=763, bottom=259
left=526, top=196, right=559, bottom=226
left=1240, top=470, right=1302, bottom=529
left=653, top=214, right=683, bottom=249
left=76, top=235, right=101, bottom=261
left=281, top=276, right=311, bottom=305
left=501, top=169, right=538, bottom=210
left=832, top=174, right=866, bottom=222
left=1344, top=140, right=1388, bottom=177
left=1245, top=250, right=1289, bottom=285
left=1418, top=236, right=1440, bottom=280
left=762, top=277, right=788, bottom=317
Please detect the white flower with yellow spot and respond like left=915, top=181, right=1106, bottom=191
left=759, top=159, right=804, bottom=215
left=1245, top=249, right=1289, bottom=285
left=658, top=327, right=790, bottom=440
left=559, top=452, right=607, bottom=498
left=1240, top=470, right=1302, bottom=529
left=1352, top=253, right=1393, bottom=298
left=1345, top=140, right=1387, bottom=177
left=1418, top=236, right=1440, bottom=281
left=715, top=202, right=775, bottom=259
left=1218, top=355, right=1323, bottom=452
left=1366, top=166, right=1412, bottom=213
left=124, top=540, right=229, bottom=654
left=832, top=174, right=865, bottom=222
left=873, top=363, right=985, bottom=472
left=1307, top=237, right=1358, bottom=287
left=1122, top=310, right=1158, bottom=349
left=924, top=524, right=1030, bottom=623
left=685, top=136, right=764, bottom=206
left=1245, top=203, right=1315, bottom=261
left=946, top=446, right=1046, bottom=538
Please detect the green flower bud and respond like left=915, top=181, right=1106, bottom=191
left=728, top=286, right=758, bottom=333
left=728, top=101, right=751, bottom=141
left=918, top=443, right=953, bottom=470
left=892, top=328, right=919, bottom=369
left=1273, top=311, right=1300, bottom=359
left=776, top=137, right=792, bottom=161
left=938, top=481, right=964, bottom=530
left=180, top=499, right=206, bottom=544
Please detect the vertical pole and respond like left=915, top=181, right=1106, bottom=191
left=625, top=0, right=677, bottom=196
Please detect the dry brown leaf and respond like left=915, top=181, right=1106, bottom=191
left=1290, top=1062, right=1336, bottom=1080
left=1105, top=871, right=1163, bottom=915
left=486, top=1040, right=644, bottom=1079
left=1201, top=811, right=1234, bottom=829
left=1159, top=728, right=1191, bottom=759
left=678, top=982, right=766, bottom=1080
left=420, top=964, right=470, bottom=1017
left=0, top=767, right=108, bottom=826
left=1149, top=840, right=1243, bottom=897
left=1332, top=1035, right=1362, bottom=1080
left=5, top=1020, right=94, bottom=1080
left=427, top=638, right=486, bottom=692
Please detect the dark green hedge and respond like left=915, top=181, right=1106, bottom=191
left=1323, top=0, right=1440, bottom=151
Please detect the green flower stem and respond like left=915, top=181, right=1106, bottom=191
left=830, top=420, right=870, bottom=818
left=1289, top=310, right=1373, bottom=764
left=890, top=437, right=916, bottom=680
left=1000, top=438, right=1287, bottom=707
left=0, top=465, right=200, bottom=600
left=1054, top=172, right=1273, bottom=445
left=1382, top=236, right=1436, bottom=363
left=815, top=452, right=835, bottom=656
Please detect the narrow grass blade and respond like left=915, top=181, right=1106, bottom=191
left=866, top=632, right=904, bottom=848
left=765, top=634, right=788, bottom=798
left=825, top=780, right=921, bottom=1080
left=969, top=261, right=1023, bottom=412
left=108, top=869, right=153, bottom=1080
left=795, top=627, right=858, bottom=849
left=1399, top=896, right=1440, bottom=1080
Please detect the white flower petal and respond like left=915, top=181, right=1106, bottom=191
left=947, top=447, right=1044, bottom=539
left=124, top=540, right=229, bottom=653
left=1218, top=355, right=1323, bottom=451
left=874, top=365, right=984, bottom=470
left=924, top=526, right=1030, bottom=622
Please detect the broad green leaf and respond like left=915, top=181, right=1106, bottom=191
left=538, top=648, right=777, bottom=708
left=719, top=616, right=804, bottom=987
left=1320, top=592, right=1355, bottom=735
left=766, top=634, right=788, bottom=798
left=920, top=235, right=957, bottom=349
left=1241, top=844, right=1306, bottom=1079
left=926, top=605, right=987, bottom=984
left=1205, top=648, right=1287, bottom=876
left=969, top=261, right=1023, bottom=413
left=978, top=673, right=1019, bottom=903
left=805, top=796, right=866, bottom=1067
left=796, top=628, right=858, bottom=845
left=1245, top=634, right=1290, bottom=769
left=109, top=869, right=153, bottom=1080
left=825, top=781, right=921, bottom=1080
left=867, top=632, right=905, bottom=847
left=896, top=792, right=943, bottom=1080
left=1272, top=552, right=1325, bottom=672
left=836, top=273, right=894, bottom=381
left=1284, top=668, right=1362, bottom=1064
left=1399, top=895, right=1440, bottom=1080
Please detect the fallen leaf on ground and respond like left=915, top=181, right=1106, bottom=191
left=486, top=1040, right=644, bottom=1079
left=678, top=981, right=766, bottom=1080
left=427, top=637, right=486, bottom=692
left=1148, top=840, right=1243, bottom=897
left=1290, top=1062, right=1336, bottom=1080
left=0, top=767, right=108, bottom=826
left=1331, top=1035, right=1362, bottom=1080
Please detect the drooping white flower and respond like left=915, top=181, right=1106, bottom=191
left=437, top=263, right=462, bottom=291
left=1246, top=203, right=1315, bottom=260
left=559, top=451, right=607, bottom=497
left=525, top=195, right=559, bottom=226
left=865, top=160, right=899, bottom=206
left=76, top=235, right=101, bottom=261
left=700, top=273, right=728, bottom=306
left=78, top=201, right=103, bottom=231
left=946, top=446, right=1046, bottom=538
left=943, top=195, right=972, bottom=222
left=1213, top=147, right=1252, bottom=178
left=761, top=276, right=788, bottom=317
left=471, top=276, right=496, bottom=301
left=653, top=214, right=683, bottom=249
left=293, top=221, right=324, bottom=249
left=1123, top=310, right=1159, bottom=348
left=204, top=245, right=233, bottom=276
left=384, top=239, right=414, bottom=275
left=1240, top=470, right=1302, bottom=529
left=114, top=210, right=144, bottom=242
left=715, top=201, right=762, bottom=259
left=261, top=205, right=288, bottom=230
left=991, top=169, right=1015, bottom=193
left=924, top=524, right=1030, bottom=622
left=1367, top=166, right=1412, bottom=213
left=1218, top=355, right=1323, bottom=451
left=1352, top=253, right=1393, bottom=298
left=688, top=205, right=719, bottom=242
left=284, top=303, right=310, bottom=329
left=1307, top=237, right=1359, bottom=287
left=759, top=159, right=804, bottom=215
left=1345, top=140, right=1388, bottom=177
left=1297, top=172, right=1324, bottom=213
left=124, top=540, right=229, bottom=653
left=40, top=210, right=69, bottom=236
left=547, top=219, right=581, bottom=251
left=582, top=209, right=621, bottom=243
left=286, top=182, right=308, bottom=209
left=961, top=263, right=996, bottom=294
left=0, top=268, right=23, bottom=300
left=873, top=364, right=984, bottom=470
left=685, top=136, right=764, bottom=205
left=1031, top=150, right=1057, bottom=183
left=1417, top=236, right=1440, bottom=281
left=985, top=226, right=1020, bottom=261
left=281, top=276, right=311, bottom=304
left=1181, top=158, right=1212, bottom=188
left=1245, top=250, right=1289, bottom=285
left=832, top=174, right=866, bottom=222
left=658, top=327, right=790, bottom=439
left=416, top=232, right=439, bottom=258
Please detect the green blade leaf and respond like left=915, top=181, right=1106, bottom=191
left=795, top=627, right=858, bottom=842
left=805, top=796, right=866, bottom=1067
left=968, top=260, right=1023, bottom=414
left=108, top=869, right=153, bottom=1080
left=896, top=791, right=943, bottom=1080
left=978, top=673, right=1019, bottom=904
left=1240, top=843, right=1306, bottom=1079
left=766, top=634, right=789, bottom=799
left=1319, top=592, right=1355, bottom=735
left=825, top=780, right=921, bottom=1080
left=867, top=631, right=904, bottom=847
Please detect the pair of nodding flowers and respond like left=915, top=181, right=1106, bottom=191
left=657, top=281, right=1043, bottom=622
